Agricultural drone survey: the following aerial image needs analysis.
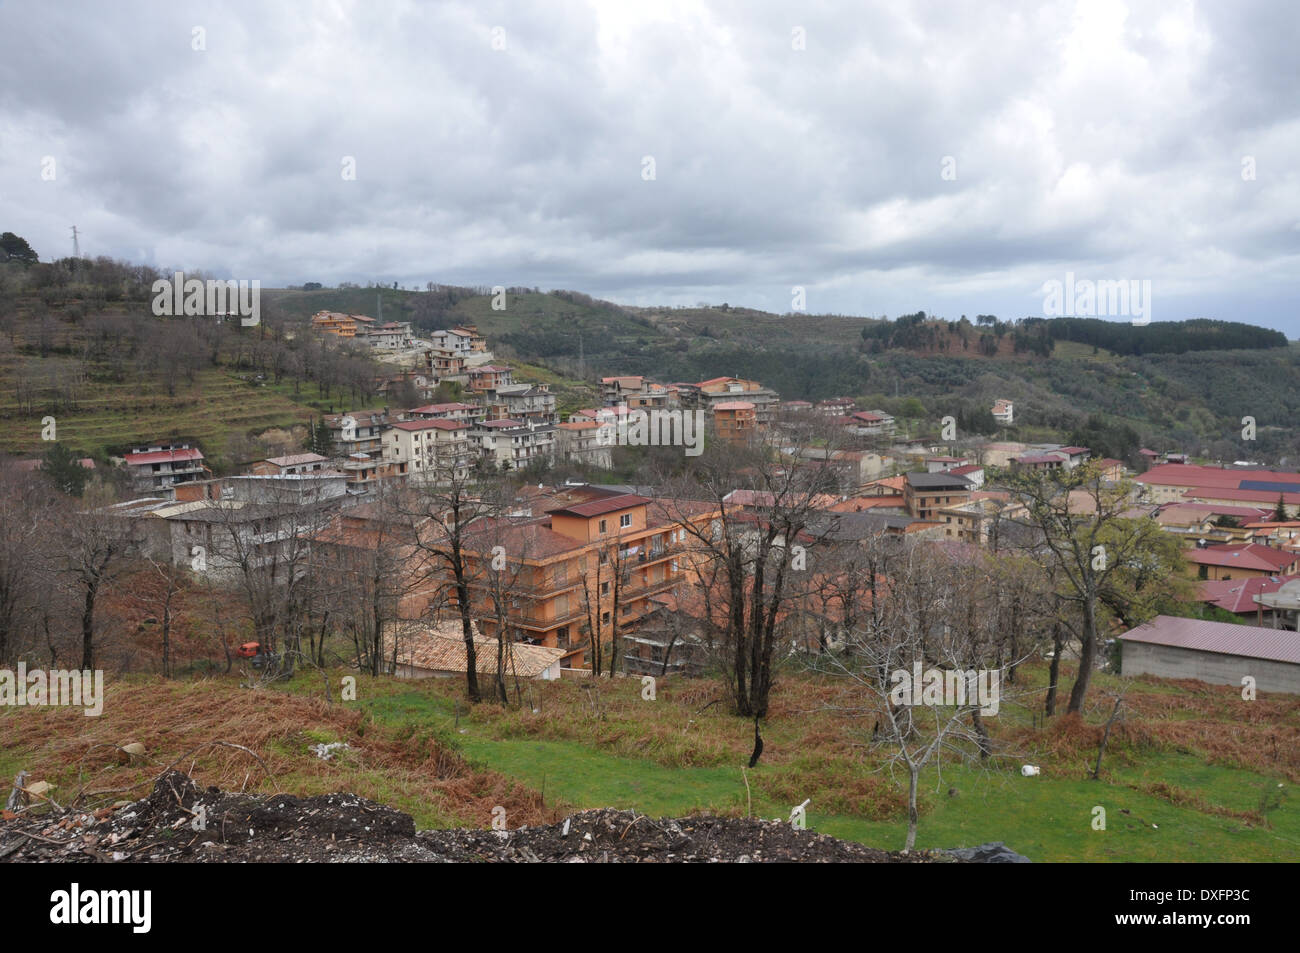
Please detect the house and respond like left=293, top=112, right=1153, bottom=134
left=690, top=377, right=780, bottom=426
left=1154, top=503, right=1270, bottom=545
left=339, top=452, right=400, bottom=495
left=470, top=419, right=556, bottom=470
left=488, top=384, right=557, bottom=424
left=1011, top=452, right=1067, bottom=473
left=424, top=347, right=469, bottom=383
left=1095, top=458, right=1125, bottom=481
left=386, top=621, right=565, bottom=681
left=556, top=420, right=613, bottom=469
left=780, top=400, right=813, bottom=413
left=467, top=365, right=514, bottom=393
left=815, top=397, right=856, bottom=417
left=1136, top=463, right=1300, bottom=515
left=713, top=401, right=756, bottom=445
left=248, top=453, right=330, bottom=476
left=311, top=311, right=366, bottom=337
left=323, top=410, right=390, bottom=456
left=384, top=419, right=472, bottom=484
left=845, top=410, right=896, bottom=437
left=992, top=399, right=1014, bottom=425
left=1187, top=542, right=1300, bottom=580
left=1118, top=615, right=1300, bottom=694
left=404, top=402, right=485, bottom=425
left=429, top=327, right=478, bottom=356
left=360, top=321, right=413, bottom=350
left=936, top=493, right=1026, bottom=546
left=926, top=456, right=968, bottom=473
left=446, top=492, right=721, bottom=668
left=950, top=463, right=985, bottom=488
left=903, top=471, right=973, bottom=520
left=1199, top=576, right=1291, bottom=625
left=600, top=376, right=645, bottom=406
left=122, top=443, right=206, bottom=491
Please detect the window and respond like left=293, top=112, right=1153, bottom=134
left=602, top=612, right=610, bottom=624
left=620, top=513, right=632, bottom=529
left=599, top=519, right=607, bottom=534
left=599, top=549, right=609, bottom=564
left=601, top=581, right=610, bottom=595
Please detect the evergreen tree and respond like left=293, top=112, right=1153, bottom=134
left=40, top=443, right=89, bottom=497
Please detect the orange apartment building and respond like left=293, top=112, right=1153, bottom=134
left=713, top=401, right=757, bottom=445
left=454, top=492, right=719, bottom=669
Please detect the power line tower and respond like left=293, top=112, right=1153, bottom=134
left=70, top=225, right=81, bottom=259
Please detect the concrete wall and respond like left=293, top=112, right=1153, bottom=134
left=1121, top=641, right=1300, bottom=694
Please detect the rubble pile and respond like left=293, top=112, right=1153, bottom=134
left=0, top=772, right=1027, bottom=863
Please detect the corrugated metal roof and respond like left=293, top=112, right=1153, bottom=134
left=1119, top=615, right=1300, bottom=665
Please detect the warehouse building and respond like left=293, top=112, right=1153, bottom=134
left=1118, top=615, right=1300, bottom=695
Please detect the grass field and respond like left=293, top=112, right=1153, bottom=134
left=7, top=658, right=1290, bottom=861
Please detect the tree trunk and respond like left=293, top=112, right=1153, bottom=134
left=1045, top=622, right=1064, bottom=717
left=80, top=579, right=98, bottom=670
left=1067, top=599, right=1097, bottom=715
left=905, top=764, right=920, bottom=851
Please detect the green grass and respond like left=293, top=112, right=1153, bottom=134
left=341, top=675, right=1298, bottom=860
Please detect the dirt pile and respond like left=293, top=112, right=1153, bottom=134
left=1, top=772, right=1024, bottom=863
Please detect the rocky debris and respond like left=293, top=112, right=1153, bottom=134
left=0, top=772, right=1025, bottom=863
left=937, top=842, right=1031, bottom=863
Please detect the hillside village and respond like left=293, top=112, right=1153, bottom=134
left=5, top=307, right=1293, bottom=698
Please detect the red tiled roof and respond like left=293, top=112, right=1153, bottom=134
left=1186, top=544, right=1299, bottom=572
left=714, top=401, right=755, bottom=411
left=408, top=402, right=478, bottom=414
left=125, top=448, right=204, bottom=465
left=390, top=419, right=468, bottom=432
left=547, top=494, right=650, bottom=518
left=1138, top=463, right=1300, bottom=489
left=1199, top=576, right=1292, bottom=614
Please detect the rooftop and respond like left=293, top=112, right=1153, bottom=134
left=1119, top=615, right=1300, bottom=665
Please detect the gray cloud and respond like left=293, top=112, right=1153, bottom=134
left=1, top=0, right=1296, bottom=332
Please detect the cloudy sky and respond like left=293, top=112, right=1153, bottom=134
left=2, top=0, right=1297, bottom=333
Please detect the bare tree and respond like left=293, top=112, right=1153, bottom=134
left=809, top=540, right=1034, bottom=850
left=660, top=413, right=841, bottom=717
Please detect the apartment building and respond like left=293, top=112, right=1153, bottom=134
left=556, top=420, right=614, bottom=469
left=323, top=409, right=390, bottom=456
left=689, top=377, right=780, bottom=426
left=713, top=401, right=756, bottom=445
left=384, top=419, right=472, bottom=484
left=405, top=402, right=485, bottom=426
left=122, top=443, right=206, bottom=491
left=903, top=471, right=973, bottom=520
left=470, top=418, right=556, bottom=470
left=454, top=492, right=720, bottom=668
left=467, top=365, right=514, bottom=393
left=488, top=384, right=557, bottom=424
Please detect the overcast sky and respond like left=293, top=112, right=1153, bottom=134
left=2, top=0, right=1297, bottom=334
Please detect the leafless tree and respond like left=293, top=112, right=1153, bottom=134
left=659, top=413, right=842, bottom=717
